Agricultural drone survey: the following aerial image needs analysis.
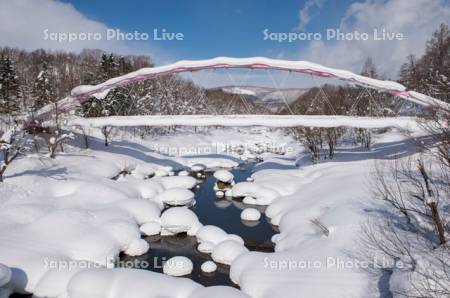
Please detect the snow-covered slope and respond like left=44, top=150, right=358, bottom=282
left=0, top=126, right=431, bottom=298
left=221, top=86, right=258, bottom=97
left=0, top=128, right=298, bottom=297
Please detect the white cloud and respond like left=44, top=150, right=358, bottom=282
left=0, top=0, right=153, bottom=55
left=297, top=0, right=325, bottom=31
left=300, top=0, right=450, bottom=78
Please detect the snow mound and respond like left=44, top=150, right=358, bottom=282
left=114, top=199, right=162, bottom=224
left=161, top=207, right=201, bottom=235
left=213, top=170, right=234, bottom=183
left=196, top=225, right=244, bottom=246
left=201, top=261, right=217, bottom=273
left=155, top=188, right=195, bottom=206
left=189, top=286, right=251, bottom=298
left=232, top=182, right=279, bottom=205
left=125, top=239, right=149, bottom=256
left=240, top=208, right=261, bottom=221
left=0, top=264, right=11, bottom=287
left=198, top=241, right=215, bottom=254
left=211, top=240, right=249, bottom=265
left=154, top=176, right=197, bottom=189
left=190, top=164, right=206, bottom=172
left=131, top=164, right=156, bottom=179
left=163, top=256, right=194, bottom=277
left=66, top=268, right=201, bottom=298
left=118, top=177, right=163, bottom=200
left=242, top=196, right=257, bottom=204
left=139, top=222, right=161, bottom=236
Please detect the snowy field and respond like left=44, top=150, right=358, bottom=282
left=0, top=126, right=429, bottom=298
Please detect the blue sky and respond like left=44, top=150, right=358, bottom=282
left=60, top=0, right=353, bottom=61
left=1, top=0, right=449, bottom=85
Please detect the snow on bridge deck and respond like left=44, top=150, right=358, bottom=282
left=64, top=115, right=420, bottom=130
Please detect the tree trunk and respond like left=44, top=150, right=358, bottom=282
left=49, top=145, right=56, bottom=159
left=102, top=127, right=109, bottom=146
left=429, top=202, right=447, bottom=244
left=84, top=134, right=89, bottom=149
left=0, top=166, right=6, bottom=182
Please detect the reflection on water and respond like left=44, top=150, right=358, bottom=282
left=193, top=162, right=278, bottom=248
left=120, top=234, right=236, bottom=287
left=121, top=162, right=278, bottom=286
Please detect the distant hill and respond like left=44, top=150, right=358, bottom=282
left=211, top=86, right=310, bottom=112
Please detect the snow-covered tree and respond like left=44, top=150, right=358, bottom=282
left=422, top=23, right=450, bottom=100
left=0, top=55, right=21, bottom=115
left=365, top=153, right=450, bottom=296
left=0, top=125, right=24, bottom=182
left=400, top=55, right=424, bottom=92
left=81, top=53, right=134, bottom=119
left=46, top=101, right=74, bottom=158
left=32, top=61, right=54, bottom=112
left=400, top=23, right=450, bottom=103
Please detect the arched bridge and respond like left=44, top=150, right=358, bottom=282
left=34, top=57, right=449, bottom=129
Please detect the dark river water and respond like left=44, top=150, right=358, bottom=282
left=120, top=162, right=278, bottom=287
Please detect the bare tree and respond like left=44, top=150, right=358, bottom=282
left=355, top=128, right=372, bottom=149
left=364, top=151, right=450, bottom=296
left=325, top=127, right=342, bottom=159
left=102, top=126, right=113, bottom=147
left=46, top=102, right=73, bottom=158
left=0, top=124, right=24, bottom=182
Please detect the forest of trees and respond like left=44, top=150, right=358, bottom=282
left=0, top=47, right=262, bottom=122
left=0, top=48, right=153, bottom=116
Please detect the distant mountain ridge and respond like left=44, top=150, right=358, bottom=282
left=211, top=85, right=309, bottom=112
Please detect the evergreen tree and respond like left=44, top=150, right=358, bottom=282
left=32, top=61, right=54, bottom=112
left=96, top=53, right=119, bottom=83
left=0, top=55, right=21, bottom=115
left=422, top=23, right=450, bottom=100
left=399, top=55, right=423, bottom=90
left=400, top=24, right=450, bottom=102
left=82, top=53, right=120, bottom=117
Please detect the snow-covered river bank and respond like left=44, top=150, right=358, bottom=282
left=0, top=128, right=428, bottom=298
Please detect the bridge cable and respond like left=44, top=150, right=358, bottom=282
left=186, top=70, right=218, bottom=115
left=310, top=74, right=338, bottom=115
left=227, top=69, right=252, bottom=113
left=266, top=69, right=295, bottom=115
left=224, top=68, right=254, bottom=114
